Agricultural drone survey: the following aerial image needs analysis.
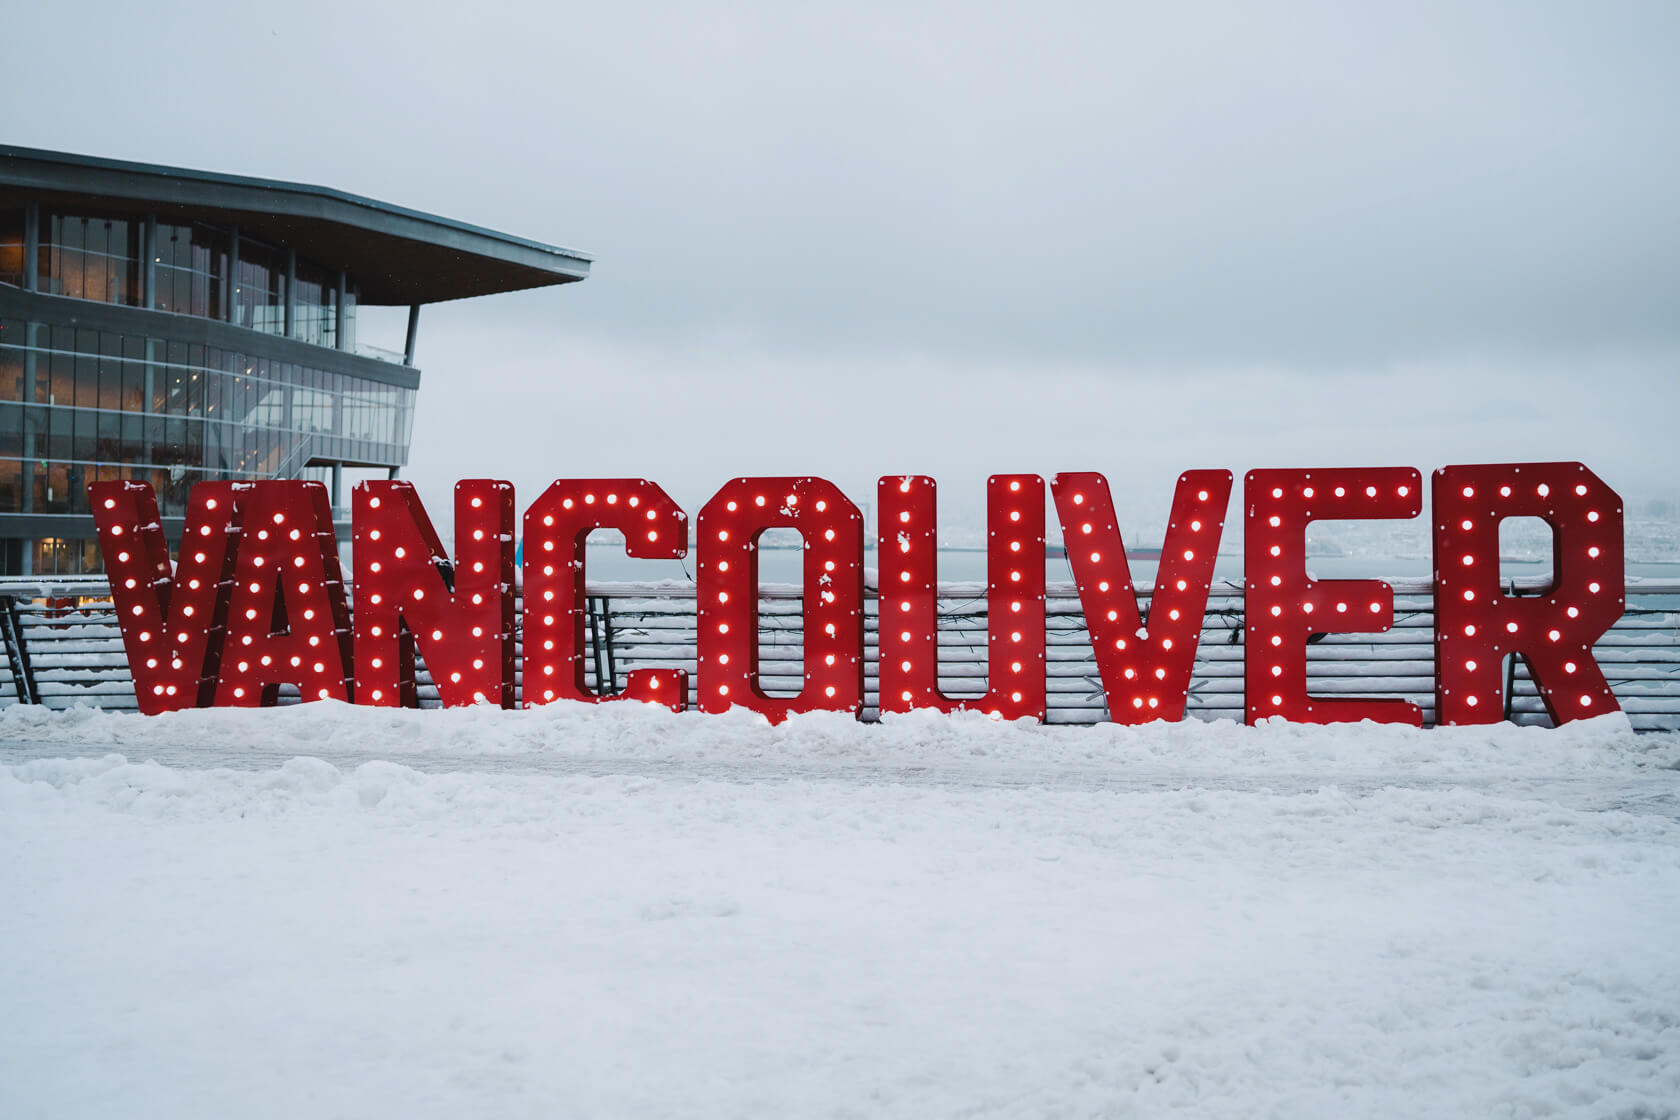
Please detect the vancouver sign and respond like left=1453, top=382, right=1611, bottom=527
left=88, top=462, right=1624, bottom=727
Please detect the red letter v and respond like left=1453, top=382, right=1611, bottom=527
left=89, top=480, right=246, bottom=713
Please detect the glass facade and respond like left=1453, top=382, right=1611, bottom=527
left=0, top=203, right=405, bottom=575
left=0, top=318, right=415, bottom=574
left=0, top=209, right=359, bottom=339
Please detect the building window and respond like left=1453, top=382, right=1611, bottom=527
left=0, top=210, right=22, bottom=287
left=155, top=222, right=227, bottom=319
left=233, top=237, right=286, bottom=334
left=40, top=213, right=141, bottom=305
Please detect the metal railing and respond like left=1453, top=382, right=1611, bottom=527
left=2, top=576, right=1677, bottom=730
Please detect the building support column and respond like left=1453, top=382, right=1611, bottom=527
left=284, top=248, right=297, bottom=338
left=335, top=271, right=348, bottom=350
left=142, top=216, right=157, bottom=309
left=23, top=203, right=39, bottom=292
left=403, top=303, right=420, bottom=366
left=330, top=461, right=343, bottom=512
left=226, top=225, right=239, bottom=323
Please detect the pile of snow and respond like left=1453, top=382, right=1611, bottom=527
left=3, top=704, right=1677, bottom=1117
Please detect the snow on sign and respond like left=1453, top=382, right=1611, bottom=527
left=84, top=463, right=1626, bottom=727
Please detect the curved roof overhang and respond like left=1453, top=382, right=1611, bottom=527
left=0, top=145, right=592, bottom=305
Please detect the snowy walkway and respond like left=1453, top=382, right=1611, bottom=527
left=3, top=704, right=1678, bottom=1117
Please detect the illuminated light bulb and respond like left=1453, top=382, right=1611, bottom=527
left=717, top=530, right=729, bottom=542
left=1579, top=694, right=1592, bottom=707
left=1466, top=695, right=1479, bottom=707
left=1089, top=551, right=1101, bottom=563
left=1397, top=486, right=1409, bottom=497
left=1564, top=661, right=1578, bottom=674
left=543, top=689, right=555, bottom=701
left=717, top=622, right=731, bottom=635
left=1073, top=493, right=1085, bottom=505
left=725, top=500, right=738, bottom=512
left=1270, top=635, right=1282, bottom=646
left=1099, top=581, right=1111, bottom=592
left=1115, top=638, right=1127, bottom=650
left=371, top=690, right=383, bottom=701
left=195, top=552, right=206, bottom=563
left=1010, top=511, right=1021, bottom=522
left=1169, top=609, right=1181, bottom=621
left=1270, top=605, right=1282, bottom=617
left=111, top=525, right=123, bottom=537
left=313, top=662, right=325, bottom=674
left=899, top=601, right=911, bottom=612
left=371, top=626, right=383, bottom=637
left=1303, top=602, right=1315, bottom=614
left=1270, top=545, right=1282, bottom=557
left=1011, top=661, right=1023, bottom=672
left=718, top=560, right=730, bottom=572
left=1010, top=570, right=1022, bottom=582
left=1268, top=516, right=1281, bottom=527
left=719, top=653, right=731, bottom=665
left=450, top=672, right=462, bottom=683
left=1197, top=490, right=1210, bottom=502
left=824, top=623, right=837, bottom=636
left=543, top=541, right=554, bottom=551
left=786, top=494, right=797, bottom=506
left=394, top=547, right=406, bottom=559
left=1270, top=575, right=1282, bottom=586
left=1587, top=511, right=1599, bottom=523
left=370, top=561, right=381, bottom=573
left=413, top=589, right=424, bottom=600
left=1588, top=546, right=1601, bottom=558
left=898, top=511, right=911, bottom=524
left=815, top=500, right=827, bottom=512
left=542, top=614, right=555, bottom=626
left=1462, top=555, right=1474, bottom=566
left=1365, top=486, right=1377, bottom=497
left=825, top=529, right=836, bottom=541
left=117, top=551, right=130, bottom=563
left=1463, top=589, right=1475, bottom=602
left=1182, top=549, right=1194, bottom=561
left=253, top=557, right=265, bottom=568
left=1461, top=486, right=1474, bottom=498
left=755, top=495, right=766, bottom=507
left=584, top=494, right=596, bottom=504
left=1575, top=483, right=1589, bottom=496
left=370, top=658, right=382, bottom=670
left=1011, top=631, right=1023, bottom=642
left=1161, top=638, right=1174, bottom=651
left=718, top=685, right=730, bottom=697
left=1537, top=484, right=1550, bottom=497
left=1124, top=668, right=1135, bottom=679
left=1334, top=486, right=1346, bottom=498
left=542, top=665, right=555, bottom=676
left=1507, top=622, right=1519, bottom=633
left=900, top=630, right=912, bottom=642
left=1271, top=665, right=1282, bottom=677
left=1567, top=606, right=1579, bottom=618
left=1548, top=629, right=1561, bottom=642
left=1272, top=487, right=1284, bottom=499
left=1154, top=667, right=1168, bottom=680
left=825, top=654, right=837, bottom=666
left=901, top=690, right=913, bottom=702
left=1588, top=581, right=1601, bottom=593
left=1132, top=697, right=1144, bottom=709
left=1499, top=485, right=1511, bottom=497
left=183, top=605, right=195, bottom=617
left=233, top=687, right=245, bottom=698
left=824, top=685, right=837, bottom=698
left=607, top=494, right=618, bottom=505
left=717, top=591, right=730, bottom=604
left=125, top=579, right=136, bottom=589
left=245, top=609, right=257, bottom=620
left=1106, top=609, right=1119, bottom=621
left=1272, top=695, right=1283, bottom=706
left=1190, top=520, right=1202, bottom=532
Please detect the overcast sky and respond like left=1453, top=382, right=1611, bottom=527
left=12, top=1, right=1679, bottom=524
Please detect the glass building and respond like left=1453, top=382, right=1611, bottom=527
left=0, top=146, right=590, bottom=574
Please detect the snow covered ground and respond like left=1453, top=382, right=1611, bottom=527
left=3, top=704, right=1678, bottom=1118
